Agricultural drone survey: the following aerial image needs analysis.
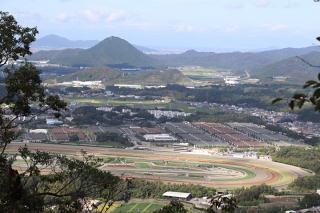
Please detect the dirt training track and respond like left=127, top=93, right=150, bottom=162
left=7, top=143, right=313, bottom=189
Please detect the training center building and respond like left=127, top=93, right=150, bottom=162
left=162, top=191, right=192, bottom=201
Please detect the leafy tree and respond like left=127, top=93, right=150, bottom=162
left=0, top=11, right=119, bottom=212
left=153, top=200, right=187, bottom=213
left=206, top=194, right=238, bottom=213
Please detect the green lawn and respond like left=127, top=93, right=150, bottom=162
left=137, top=163, right=151, bottom=169
left=112, top=202, right=163, bottom=213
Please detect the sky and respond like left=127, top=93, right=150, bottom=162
left=2, top=0, right=320, bottom=51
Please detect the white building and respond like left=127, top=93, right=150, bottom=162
left=224, top=76, right=240, bottom=85
left=143, top=134, right=177, bottom=141
left=114, top=84, right=143, bottom=89
left=148, top=110, right=191, bottom=119
left=30, top=129, right=48, bottom=134
left=96, top=107, right=113, bottom=112
left=57, top=81, right=104, bottom=89
left=46, top=119, right=63, bottom=125
left=163, top=191, right=192, bottom=201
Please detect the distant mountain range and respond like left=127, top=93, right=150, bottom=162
left=49, top=66, right=191, bottom=86
left=32, top=34, right=99, bottom=49
left=32, top=34, right=158, bottom=53
left=151, top=46, right=320, bottom=70
left=30, top=35, right=320, bottom=84
left=250, top=51, right=320, bottom=83
left=31, top=36, right=159, bottom=68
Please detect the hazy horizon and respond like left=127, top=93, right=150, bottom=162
left=3, top=0, right=320, bottom=52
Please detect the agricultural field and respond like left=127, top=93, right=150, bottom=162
left=178, top=66, right=233, bottom=80
left=112, top=202, right=164, bottom=213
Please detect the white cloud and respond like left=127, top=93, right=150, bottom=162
left=80, top=9, right=103, bottom=22
left=264, top=24, right=288, bottom=31
left=106, top=11, right=128, bottom=22
left=79, top=9, right=129, bottom=23
left=175, top=25, right=195, bottom=32
left=284, top=0, right=298, bottom=8
left=173, top=24, right=208, bottom=32
left=226, top=3, right=245, bottom=9
left=57, top=13, right=70, bottom=22
left=225, top=25, right=240, bottom=32
left=256, top=0, right=271, bottom=8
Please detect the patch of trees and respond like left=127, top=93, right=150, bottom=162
left=289, top=175, right=320, bottom=192
left=234, top=184, right=277, bottom=206
left=271, top=146, right=320, bottom=174
left=108, top=84, right=303, bottom=111
left=96, top=132, right=132, bottom=147
left=114, top=179, right=216, bottom=201
left=265, top=124, right=305, bottom=140
left=72, top=106, right=156, bottom=126
left=188, top=111, right=265, bottom=125
left=65, top=86, right=91, bottom=93
left=275, top=147, right=320, bottom=192
left=304, top=137, right=320, bottom=146
left=299, top=193, right=320, bottom=208
left=297, top=108, right=320, bottom=123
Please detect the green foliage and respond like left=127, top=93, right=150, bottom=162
left=72, top=106, right=156, bottom=126
left=0, top=11, right=120, bottom=212
left=0, top=148, right=120, bottom=212
left=300, top=193, right=320, bottom=208
left=153, top=200, right=187, bottom=213
left=207, top=194, right=238, bottom=213
left=265, top=124, right=305, bottom=140
left=297, top=108, right=320, bottom=123
left=234, top=184, right=277, bottom=205
left=0, top=11, right=38, bottom=66
left=72, top=106, right=124, bottom=125
left=110, top=84, right=302, bottom=111
left=289, top=175, right=320, bottom=192
left=69, top=134, right=79, bottom=142
left=189, top=111, right=265, bottom=125
left=271, top=146, right=320, bottom=173
left=273, top=147, right=320, bottom=192
left=114, top=179, right=216, bottom=201
left=96, top=132, right=132, bottom=147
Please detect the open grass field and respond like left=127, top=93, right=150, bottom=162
left=7, top=143, right=313, bottom=189
left=179, top=66, right=232, bottom=80
left=112, top=202, right=163, bottom=213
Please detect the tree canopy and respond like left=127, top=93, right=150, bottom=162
left=0, top=11, right=120, bottom=212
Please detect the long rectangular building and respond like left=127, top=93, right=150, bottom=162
left=163, top=191, right=192, bottom=201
